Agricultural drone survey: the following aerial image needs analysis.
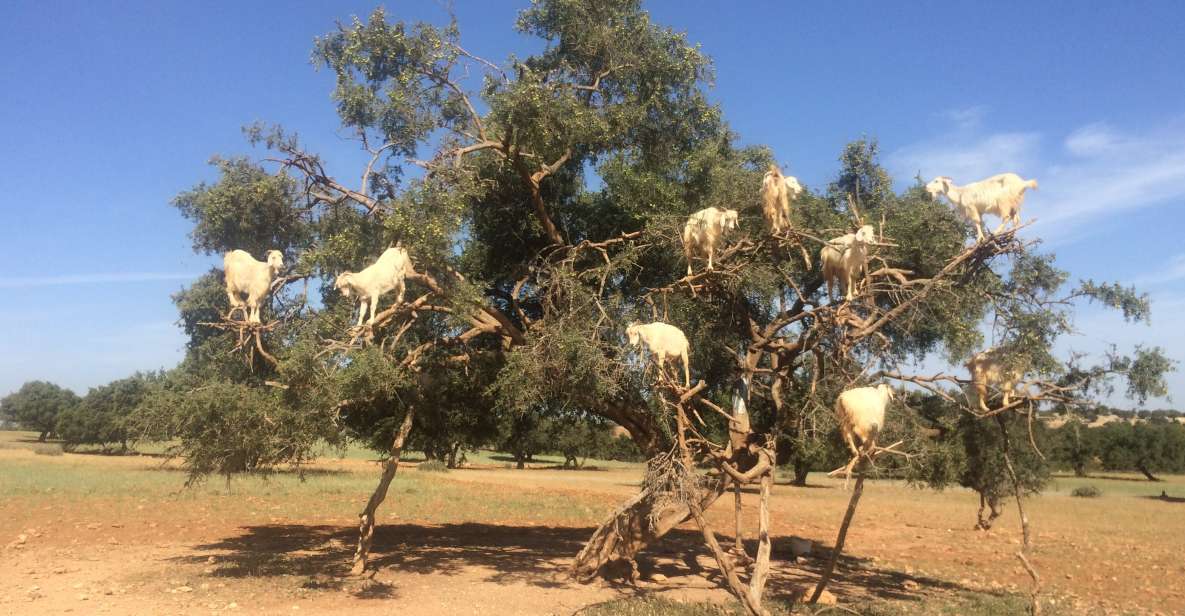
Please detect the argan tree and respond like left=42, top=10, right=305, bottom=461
left=146, top=2, right=1173, bottom=614
left=1, top=381, right=79, bottom=442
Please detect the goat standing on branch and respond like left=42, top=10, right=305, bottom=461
left=926, top=173, right=1038, bottom=242
left=760, top=164, right=802, bottom=234
left=833, top=384, right=894, bottom=488
left=820, top=224, right=875, bottom=302
left=223, top=249, right=284, bottom=323
left=334, top=246, right=413, bottom=327
left=682, top=207, right=739, bottom=275
left=626, top=321, right=691, bottom=387
left=966, top=348, right=1024, bottom=412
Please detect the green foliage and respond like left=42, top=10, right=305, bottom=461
left=55, top=373, right=158, bottom=452
left=173, top=156, right=310, bottom=256
left=153, top=0, right=1174, bottom=494
left=0, top=381, right=79, bottom=441
left=1071, top=485, right=1101, bottom=498
left=906, top=394, right=1049, bottom=524
left=1094, top=419, right=1185, bottom=480
left=131, top=380, right=332, bottom=481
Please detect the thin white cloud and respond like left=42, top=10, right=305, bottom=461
left=1132, top=253, right=1185, bottom=286
left=0, top=272, right=199, bottom=289
left=888, top=131, right=1041, bottom=185
left=1064, top=122, right=1123, bottom=157
left=939, top=105, right=989, bottom=131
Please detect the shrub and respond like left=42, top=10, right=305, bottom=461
left=32, top=443, right=64, bottom=456
left=417, top=459, right=449, bottom=473
left=1071, top=485, right=1101, bottom=498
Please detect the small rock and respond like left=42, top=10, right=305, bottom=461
left=903, top=580, right=920, bottom=591
left=816, top=589, right=838, bottom=605
left=227, top=602, right=238, bottom=609
left=77, top=594, right=89, bottom=601
left=72, top=582, right=85, bottom=589
left=52, top=567, right=67, bottom=575
left=648, top=573, right=667, bottom=582
left=176, top=586, right=193, bottom=593
left=16, top=534, right=28, bottom=544
left=86, top=523, right=100, bottom=530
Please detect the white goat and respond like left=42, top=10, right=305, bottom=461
left=966, top=348, right=1023, bottom=412
left=223, top=249, right=284, bottom=323
left=760, top=165, right=803, bottom=234
left=625, top=321, right=691, bottom=387
left=834, top=383, right=894, bottom=488
left=820, top=224, right=875, bottom=302
left=682, top=207, right=739, bottom=276
left=925, top=173, right=1038, bottom=242
left=334, top=246, right=413, bottom=326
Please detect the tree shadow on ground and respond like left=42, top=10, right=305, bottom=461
left=1142, top=493, right=1185, bottom=503
left=1052, top=472, right=1157, bottom=483
left=172, top=521, right=973, bottom=605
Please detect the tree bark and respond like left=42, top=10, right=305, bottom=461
left=351, top=407, right=416, bottom=576
left=998, top=416, right=1042, bottom=616
left=447, top=442, right=461, bottom=469
left=976, top=492, right=1004, bottom=530
left=571, top=476, right=730, bottom=581
left=811, top=472, right=864, bottom=603
left=791, top=461, right=810, bottom=486
left=1137, top=463, right=1162, bottom=482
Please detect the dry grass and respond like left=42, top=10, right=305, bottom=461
left=1, top=429, right=1183, bottom=614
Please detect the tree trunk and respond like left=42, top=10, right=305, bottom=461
left=37, top=431, right=49, bottom=442
left=571, top=476, right=730, bottom=581
left=1072, top=462, right=1087, bottom=478
left=447, top=442, right=461, bottom=469
left=811, top=473, right=864, bottom=603
left=351, top=407, right=416, bottom=576
left=791, top=461, right=810, bottom=486
left=1137, top=463, right=1162, bottom=482
left=515, top=453, right=526, bottom=469
left=997, top=416, right=1042, bottom=615
left=976, top=492, right=1004, bottom=530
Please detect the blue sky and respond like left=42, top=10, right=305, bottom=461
left=2, top=1, right=1183, bottom=405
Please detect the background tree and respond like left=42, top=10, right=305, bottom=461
left=1, top=381, right=79, bottom=442
left=1096, top=419, right=1185, bottom=481
left=56, top=373, right=159, bottom=452
left=1048, top=418, right=1098, bottom=477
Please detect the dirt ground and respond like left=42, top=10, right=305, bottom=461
left=2, top=442, right=1184, bottom=615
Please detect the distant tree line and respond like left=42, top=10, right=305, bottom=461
left=1, top=377, right=641, bottom=464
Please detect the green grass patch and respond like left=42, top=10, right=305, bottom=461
left=0, top=452, right=612, bottom=525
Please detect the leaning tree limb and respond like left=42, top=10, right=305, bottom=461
left=810, top=471, right=865, bottom=604
left=351, top=405, right=416, bottom=576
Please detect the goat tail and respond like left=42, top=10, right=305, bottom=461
left=1026, top=178, right=1039, bottom=191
